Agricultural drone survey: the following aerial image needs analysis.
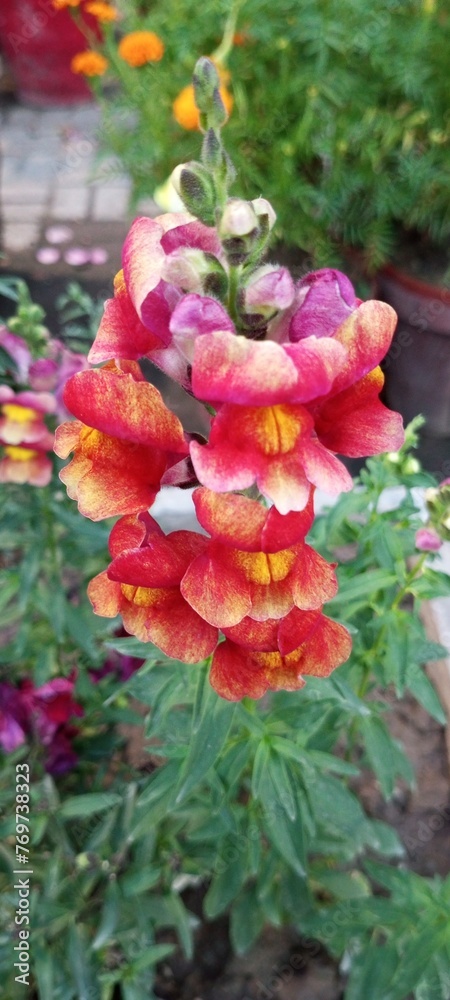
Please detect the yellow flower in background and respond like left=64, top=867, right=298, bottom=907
left=118, top=31, right=164, bottom=67
left=173, top=80, right=233, bottom=131
left=85, top=2, right=118, bottom=22
left=71, top=50, right=109, bottom=76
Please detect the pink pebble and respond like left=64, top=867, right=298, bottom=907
left=45, top=225, right=74, bottom=244
left=36, top=247, right=60, bottom=264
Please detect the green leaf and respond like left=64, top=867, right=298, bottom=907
left=121, top=867, right=161, bottom=898
left=59, top=793, right=122, bottom=819
left=68, top=923, right=99, bottom=1000
left=162, top=893, right=196, bottom=959
left=251, top=740, right=271, bottom=799
left=105, top=637, right=166, bottom=660
left=230, top=885, right=265, bottom=954
left=175, top=684, right=236, bottom=803
left=92, top=880, right=120, bottom=950
left=345, top=944, right=400, bottom=1000
left=267, top=750, right=297, bottom=821
left=329, top=569, right=397, bottom=606
left=382, top=612, right=411, bottom=693
left=406, top=663, right=447, bottom=725
left=360, top=714, right=414, bottom=798
left=128, top=943, right=174, bottom=973
left=364, top=820, right=405, bottom=859
left=204, top=851, right=248, bottom=919
left=385, top=929, right=449, bottom=1000
left=260, top=772, right=307, bottom=877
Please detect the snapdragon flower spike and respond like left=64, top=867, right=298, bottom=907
left=180, top=489, right=338, bottom=627
left=88, top=512, right=218, bottom=662
left=211, top=609, right=352, bottom=700
left=0, top=386, right=56, bottom=486
left=0, top=386, right=56, bottom=445
left=190, top=298, right=404, bottom=511
left=54, top=360, right=188, bottom=520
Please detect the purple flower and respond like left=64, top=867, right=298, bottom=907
left=0, top=676, right=83, bottom=774
left=289, top=269, right=359, bottom=342
left=0, top=328, right=32, bottom=383
left=0, top=683, right=28, bottom=752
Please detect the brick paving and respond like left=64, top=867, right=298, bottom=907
left=0, top=95, right=156, bottom=282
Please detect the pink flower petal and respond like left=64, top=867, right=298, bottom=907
left=45, top=225, right=74, bottom=244
left=36, top=247, right=60, bottom=264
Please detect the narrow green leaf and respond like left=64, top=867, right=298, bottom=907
left=406, top=663, right=447, bottom=724
left=204, top=852, right=248, bottom=919
left=59, top=793, right=122, bottom=819
left=251, top=741, right=271, bottom=800
left=230, top=886, right=265, bottom=954
left=385, top=929, right=449, bottom=1000
left=261, top=773, right=307, bottom=877
left=175, top=695, right=236, bottom=803
left=360, top=714, right=413, bottom=798
left=345, top=944, right=400, bottom=1000
left=92, top=880, right=120, bottom=950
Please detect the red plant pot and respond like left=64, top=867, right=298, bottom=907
left=377, top=264, right=450, bottom=475
left=0, top=0, right=101, bottom=106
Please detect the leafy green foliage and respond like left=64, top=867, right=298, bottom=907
left=83, top=0, right=450, bottom=267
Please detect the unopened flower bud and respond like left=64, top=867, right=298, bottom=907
left=193, top=57, right=228, bottom=130
left=415, top=527, right=442, bottom=552
left=162, top=248, right=228, bottom=298
left=243, top=265, right=295, bottom=318
left=220, top=198, right=258, bottom=238
left=219, top=198, right=260, bottom=265
left=170, top=161, right=216, bottom=226
left=251, top=197, right=277, bottom=230
left=193, top=57, right=220, bottom=111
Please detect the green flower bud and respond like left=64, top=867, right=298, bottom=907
left=171, top=161, right=216, bottom=226
left=193, top=57, right=220, bottom=112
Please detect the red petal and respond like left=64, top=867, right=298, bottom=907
left=290, top=544, right=338, bottom=609
left=332, top=300, right=397, bottom=392
left=108, top=530, right=208, bottom=588
left=63, top=367, right=187, bottom=453
left=210, top=642, right=271, bottom=701
left=193, top=487, right=315, bottom=551
left=88, top=285, right=164, bottom=364
left=314, top=369, right=405, bottom=456
left=181, top=549, right=252, bottom=627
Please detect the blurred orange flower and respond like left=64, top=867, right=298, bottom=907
left=118, top=31, right=164, bottom=67
left=52, top=0, right=81, bottom=8
left=173, top=81, right=233, bottom=130
left=71, top=51, right=109, bottom=76
left=84, top=2, right=118, bottom=22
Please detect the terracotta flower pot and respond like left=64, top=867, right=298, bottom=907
left=377, top=264, right=450, bottom=476
left=0, top=0, right=101, bottom=106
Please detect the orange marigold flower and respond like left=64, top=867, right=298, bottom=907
left=84, top=1, right=118, bottom=22
left=233, top=31, right=250, bottom=46
left=118, top=31, right=164, bottom=67
left=173, top=82, right=233, bottom=131
left=71, top=50, right=109, bottom=76
left=52, top=0, right=81, bottom=8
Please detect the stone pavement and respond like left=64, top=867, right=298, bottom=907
left=0, top=96, right=156, bottom=284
